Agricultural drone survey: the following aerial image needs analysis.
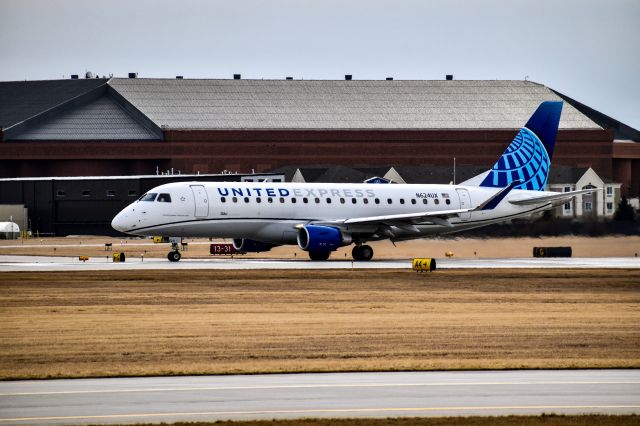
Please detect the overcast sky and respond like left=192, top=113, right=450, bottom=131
left=1, top=0, right=639, bottom=130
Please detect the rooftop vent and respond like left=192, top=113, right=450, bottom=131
left=446, top=74, right=453, bottom=81
left=128, top=72, right=137, bottom=79
left=70, top=74, right=79, bottom=79
left=386, top=77, right=393, bottom=81
left=285, top=77, right=293, bottom=80
left=345, top=75, right=352, bottom=80
left=233, top=74, right=241, bottom=80
left=176, top=76, right=183, bottom=79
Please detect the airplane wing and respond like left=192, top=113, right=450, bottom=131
left=508, top=188, right=598, bottom=206
left=312, top=182, right=521, bottom=230
left=342, top=208, right=469, bottom=227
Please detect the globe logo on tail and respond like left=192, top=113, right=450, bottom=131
left=480, top=127, right=551, bottom=191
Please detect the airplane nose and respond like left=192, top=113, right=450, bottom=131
left=111, top=211, right=129, bottom=233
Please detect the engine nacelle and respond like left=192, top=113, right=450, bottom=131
left=297, top=225, right=351, bottom=252
left=232, top=238, right=277, bottom=253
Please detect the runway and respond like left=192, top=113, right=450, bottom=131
left=1, top=370, right=639, bottom=424
left=0, top=254, right=639, bottom=271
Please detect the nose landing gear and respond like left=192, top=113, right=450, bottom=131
left=352, top=244, right=374, bottom=261
left=168, top=248, right=181, bottom=262
left=167, top=237, right=183, bottom=262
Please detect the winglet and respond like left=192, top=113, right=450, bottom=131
left=476, top=180, right=520, bottom=211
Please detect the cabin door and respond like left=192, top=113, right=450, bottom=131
left=190, top=185, right=209, bottom=218
left=456, top=188, right=471, bottom=220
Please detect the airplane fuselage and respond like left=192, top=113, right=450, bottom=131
left=112, top=181, right=551, bottom=244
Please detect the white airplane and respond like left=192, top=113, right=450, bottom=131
left=112, top=101, right=593, bottom=262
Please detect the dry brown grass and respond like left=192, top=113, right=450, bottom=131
left=1, top=269, right=639, bottom=379
left=0, top=235, right=639, bottom=259
left=124, top=415, right=640, bottom=426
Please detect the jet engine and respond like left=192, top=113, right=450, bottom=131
left=232, top=238, right=277, bottom=253
left=297, top=225, right=352, bottom=252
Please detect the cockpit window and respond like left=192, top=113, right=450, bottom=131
left=157, top=193, right=172, bottom=203
left=139, top=193, right=157, bottom=202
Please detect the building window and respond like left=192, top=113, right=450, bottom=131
left=606, top=186, right=613, bottom=197
left=106, top=190, right=116, bottom=197
left=564, top=202, right=571, bottom=211
left=564, top=186, right=571, bottom=192
left=607, top=202, right=613, bottom=211
left=585, top=202, right=592, bottom=211
left=81, top=190, right=90, bottom=197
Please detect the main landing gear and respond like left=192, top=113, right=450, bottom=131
left=352, top=244, right=374, bottom=261
left=308, top=251, right=331, bottom=261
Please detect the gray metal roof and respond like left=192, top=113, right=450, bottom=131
left=0, top=79, right=108, bottom=129
left=108, top=79, right=600, bottom=130
left=12, top=95, right=158, bottom=140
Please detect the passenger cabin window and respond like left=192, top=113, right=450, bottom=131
left=139, top=193, right=157, bottom=202
left=128, top=190, right=137, bottom=197
left=106, top=190, right=116, bottom=197
left=56, top=190, right=66, bottom=197
left=81, top=190, right=90, bottom=197
left=157, top=193, right=172, bottom=203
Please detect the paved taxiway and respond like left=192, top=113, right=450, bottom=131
left=0, top=254, right=639, bottom=271
left=1, top=370, right=639, bottom=424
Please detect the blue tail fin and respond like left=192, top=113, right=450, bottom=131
left=480, top=101, right=563, bottom=191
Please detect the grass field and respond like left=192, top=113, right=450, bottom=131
left=1, top=269, right=639, bottom=379
left=116, top=416, right=640, bottom=426
left=1, top=235, right=639, bottom=259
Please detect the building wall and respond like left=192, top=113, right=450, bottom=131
left=612, top=142, right=640, bottom=197
left=2, top=128, right=611, bottom=176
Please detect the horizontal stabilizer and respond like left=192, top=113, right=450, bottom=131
left=508, top=188, right=599, bottom=206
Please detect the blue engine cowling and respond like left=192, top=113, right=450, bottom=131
left=232, top=238, right=277, bottom=253
left=297, top=225, right=351, bottom=252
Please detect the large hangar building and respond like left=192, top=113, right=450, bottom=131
left=1, top=76, right=639, bottom=196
